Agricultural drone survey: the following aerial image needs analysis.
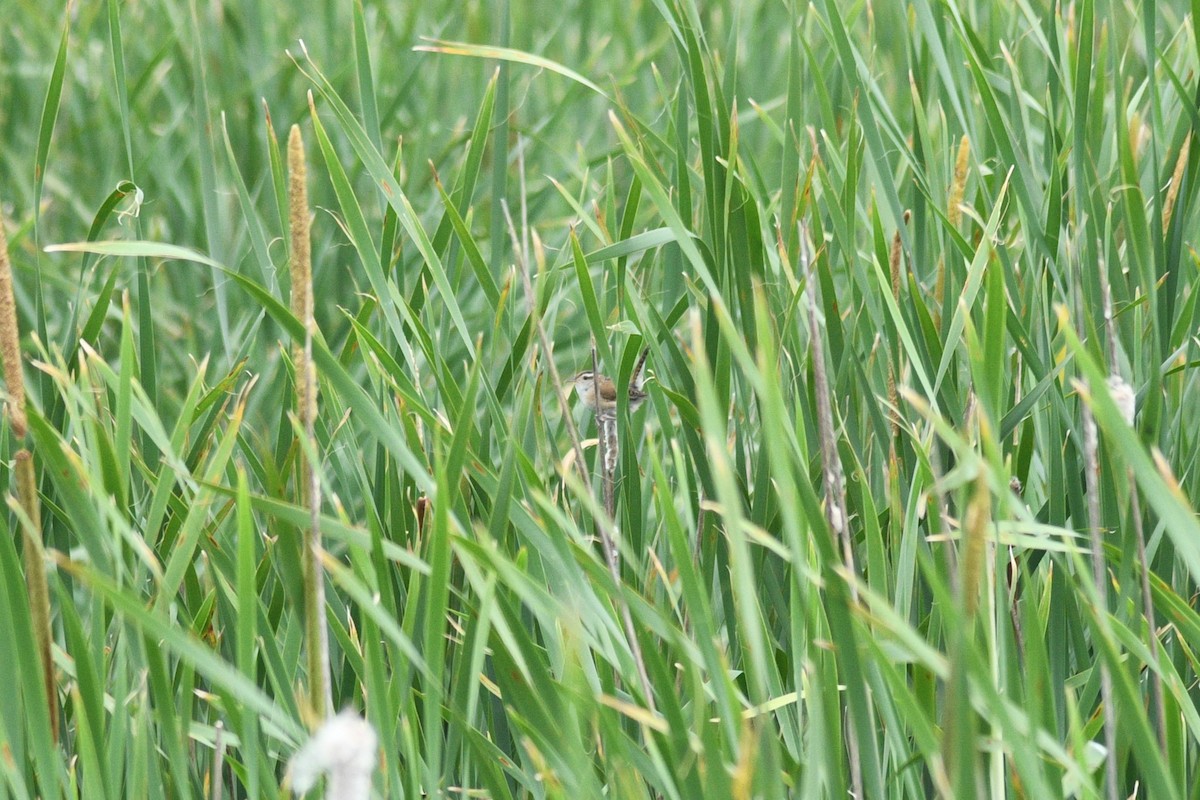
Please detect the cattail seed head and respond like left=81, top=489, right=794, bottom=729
left=1163, top=134, right=1190, bottom=236
left=948, top=135, right=970, bottom=229
left=287, top=124, right=316, bottom=426
left=0, top=213, right=27, bottom=439
left=288, top=124, right=313, bottom=332
left=961, top=470, right=990, bottom=618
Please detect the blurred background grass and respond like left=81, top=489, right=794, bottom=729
left=1, top=0, right=1199, bottom=798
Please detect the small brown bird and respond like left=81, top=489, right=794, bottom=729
left=570, top=347, right=650, bottom=415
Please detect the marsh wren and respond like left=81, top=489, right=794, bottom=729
left=570, top=347, right=650, bottom=415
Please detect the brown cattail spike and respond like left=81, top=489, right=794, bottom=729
left=948, top=135, right=970, bottom=229
left=0, top=214, right=28, bottom=439
left=961, top=470, right=990, bottom=619
left=288, top=124, right=314, bottom=392
left=288, top=121, right=330, bottom=721
left=1163, top=134, right=1190, bottom=236
left=935, top=136, right=971, bottom=319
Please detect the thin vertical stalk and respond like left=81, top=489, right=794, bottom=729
left=0, top=212, right=56, bottom=740
left=799, top=220, right=862, bottom=799
left=505, top=202, right=654, bottom=712
left=592, top=344, right=618, bottom=520
left=16, top=450, right=54, bottom=732
left=1102, top=279, right=1165, bottom=754
left=1079, top=389, right=1119, bottom=800
left=211, top=720, right=225, bottom=800
left=1129, top=484, right=1163, bottom=739
left=1067, top=227, right=1118, bottom=799
left=964, top=427, right=1005, bottom=796
left=798, top=222, right=855, bottom=581
left=289, top=121, right=332, bottom=721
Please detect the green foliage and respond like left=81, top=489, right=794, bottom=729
left=1, top=0, right=1198, bottom=796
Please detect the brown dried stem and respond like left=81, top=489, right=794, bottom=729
left=798, top=222, right=855, bottom=581
left=504, top=200, right=655, bottom=713
left=799, top=220, right=862, bottom=800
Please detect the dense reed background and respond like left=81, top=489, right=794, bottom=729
left=1, top=0, right=1199, bottom=797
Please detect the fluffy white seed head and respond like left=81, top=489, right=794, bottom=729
left=288, top=710, right=378, bottom=799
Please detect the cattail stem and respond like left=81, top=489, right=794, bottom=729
left=798, top=222, right=855, bottom=580
left=1130, top=480, right=1166, bottom=748
left=588, top=342, right=654, bottom=712
left=1100, top=278, right=1166, bottom=755
left=211, top=720, right=226, bottom=800
left=289, top=121, right=332, bottom=721
left=505, top=205, right=655, bottom=713
left=1079, top=387, right=1119, bottom=800
left=592, top=345, right=618, bottom=520
left=16, top=450, right=55, bottom=737
left=799, top=220, right=863, bottom=800
left=1, top=213, right=55, bottom=740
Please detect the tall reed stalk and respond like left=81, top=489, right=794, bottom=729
left=289, top=122, right=332, bottom=721
left=0, top=211, right=55, bottom=740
